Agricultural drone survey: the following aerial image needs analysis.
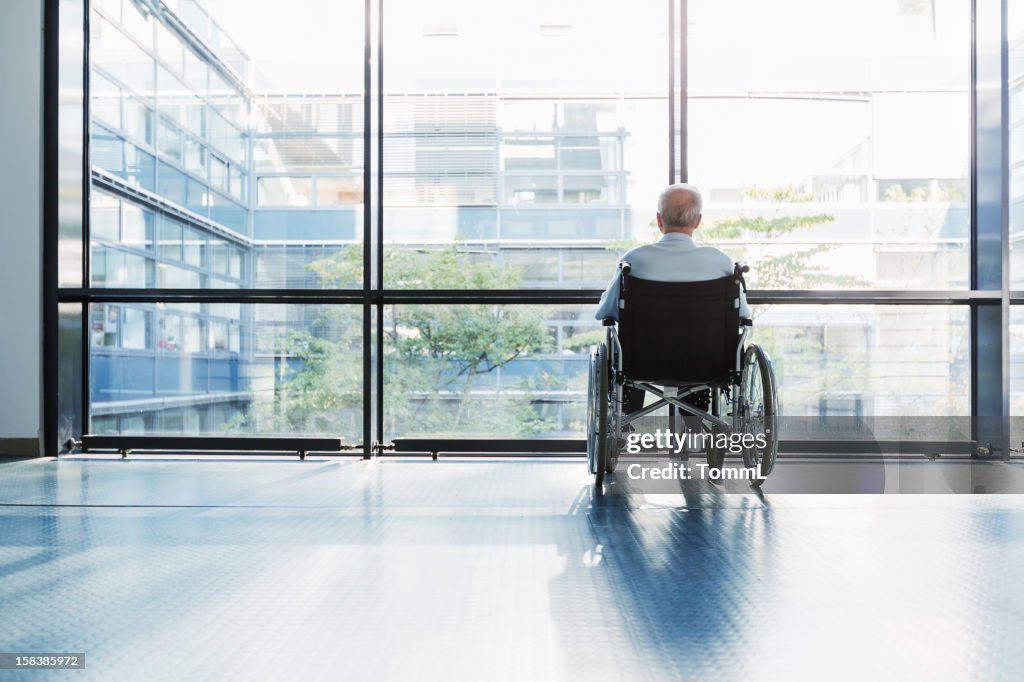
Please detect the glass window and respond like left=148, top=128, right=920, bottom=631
left=504, top=175, right=558, bottom=204
left=155, top=22, right=185, bottom=75
left=158, top=218, right=182, bottom=260
left=210, top=154, right=228, bottom=192
left=125, top=145, right=155, bottom=191
left=157, top=118, right=183, bottom=162
left=1012, top=307, right=1024, bottom=449
left=258, top=176, right=314, bottom=206
left=91, top=71, right=121, bottom=128
left=121, top=0, right=153, bottom=50
left=562, top=175, right=619, bottom=204
left=315, top=177, right=363, bottom=205
left=122, top=204, right=153, bottom=249
left=157, top=162, right=187, bottom=206
left=184, top=138, right=206, bottom=175
left=90, top=304, right=364, bottom=439
left=91, top=191, right=121, bottom=241
left=156, top=263, right=201, bottom=288
left=1010, top=1, right=1024, bottom=287
left=123, top=307, right=151, bottom=349
left=689, top=0, right=970, bottom=290
left=183, top=227, right=206, bottom=267
left=91, top=127, right=124, bottom=175
left=384, top=0, right=667, bottom=288
left=124, top=97, right=154, bottom=146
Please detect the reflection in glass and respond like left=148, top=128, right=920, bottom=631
left=1012, top=307, right=1024, bottom=448
left=1011, top=2, right=1024, bottom=287
left=690, top=0, right=970, bottom=290
left=381, top=303, right=968, bottom=440
left=89, top=303, right=363, bottom=439
left=383, top=0, right=668, bottom=288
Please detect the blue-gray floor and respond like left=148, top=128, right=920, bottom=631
left=1, top=457, right=1023, bottom=681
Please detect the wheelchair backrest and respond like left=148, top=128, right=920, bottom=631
left=618, top=273, right=742, bottom=384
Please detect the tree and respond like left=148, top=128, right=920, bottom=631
left=233, top=243, right=555, bottom=439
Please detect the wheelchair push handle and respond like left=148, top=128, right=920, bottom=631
left=733, top=261, right=750, bottom=294
left=619, top=261, right=632, bottom=276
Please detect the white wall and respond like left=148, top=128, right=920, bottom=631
left=0, top=0, right=43, bottom=452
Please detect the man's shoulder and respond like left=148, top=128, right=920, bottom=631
left=695, top=244, right=735, bottom=265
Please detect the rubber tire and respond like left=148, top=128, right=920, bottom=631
left=587, top=344, right=610, bottom=485
left=738, top=344, right=779, bottom=484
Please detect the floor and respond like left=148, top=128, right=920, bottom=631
left=1, top=457, right=1023, bottom=681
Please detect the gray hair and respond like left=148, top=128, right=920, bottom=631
left=657, top=183, right=703, bottom=228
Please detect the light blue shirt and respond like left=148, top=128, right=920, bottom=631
left=595, top=232, right=751, bottom=320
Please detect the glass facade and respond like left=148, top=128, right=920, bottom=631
left=691, top=0, right=970, bottom=291
left=382, top=0, right=667, bottom=289
left=73, top=0, right=1010, bottom=447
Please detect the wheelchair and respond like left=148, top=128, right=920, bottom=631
left=587, top=262, right=779, bottom=487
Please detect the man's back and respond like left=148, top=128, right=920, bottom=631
left=595, top=232, right=750, bottom=320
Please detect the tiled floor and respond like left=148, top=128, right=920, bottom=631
left=1, top=457, right=1023, bottom=680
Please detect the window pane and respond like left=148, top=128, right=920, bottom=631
left=315, top=177, right=362, bottom=206
left=1012, top=306, right=1024, bottom=448
left=89, top=304, right=363, bottom=439
left=1011, top=2, right=1024, bottom=287
left=690, top=0, right=970, bottom=290
left=751, top=304, right=969, bottom=418
left=384, top=304, right=597, bottom=439
left=383, top=303, right=969, bottom=441
left=91, top=190, right=120, bottom=241
left=258, top=176, right=313, bottom=206
left=383, top=0, right=667, bottom=288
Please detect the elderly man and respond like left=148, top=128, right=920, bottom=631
left=595, top=183, right=750, bottom=417
left=596, top=183, right=750, bottom=321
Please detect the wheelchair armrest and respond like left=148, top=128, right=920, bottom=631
left=602, top=317, right=617, bottom=327
left=741, top=318, right=753, bottom=327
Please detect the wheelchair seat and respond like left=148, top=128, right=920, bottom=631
left=617, top=274, right=742, bottom=386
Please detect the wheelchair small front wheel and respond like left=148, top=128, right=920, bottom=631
left=737, top=344, right=779, bottom=485
left=587, top=344, right=610, bottom=485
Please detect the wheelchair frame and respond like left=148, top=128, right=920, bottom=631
left=587, top=262, right=779, bottom=487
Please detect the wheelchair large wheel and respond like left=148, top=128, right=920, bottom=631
left=587, top=344, right=610, bottom=485
left=737, top=344, right=779, bottom=486
left=605, top=341, right=621, bottom=475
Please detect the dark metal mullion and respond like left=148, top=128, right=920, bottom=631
left=362, top=0, right=373, bottom=459
left=59, top=289, right=997, bottom=305
left=970, top=0, right=1010, bottom=458
left=376, top=0, right=385, bottom=454
left=1000, top=0, right=1011, bottom=450
left=81, top=0, right=92, bottom=438
left=43, top=0, right=60, bottom=455
left=679, top=0, right=688, bottom=184
left=668, top=0, right=675, bottom=183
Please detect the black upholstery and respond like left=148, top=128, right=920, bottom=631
left=617, top=274, right=741, bottom=385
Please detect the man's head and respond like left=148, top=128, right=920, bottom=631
left=656, top=183, right=703, bottom=235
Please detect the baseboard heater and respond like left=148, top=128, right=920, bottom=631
left=78, top=435, right=351, bottom=459
left=389, top=438, right=586, bottom=459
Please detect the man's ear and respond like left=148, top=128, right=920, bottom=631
left=693, top=214, right=703, bottom=230
left=656, top=212, right=665, bottom=232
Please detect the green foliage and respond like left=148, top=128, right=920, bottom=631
left=700, top=184, right=865, bottom=290
left=235, top=243, right=554, bottom=438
